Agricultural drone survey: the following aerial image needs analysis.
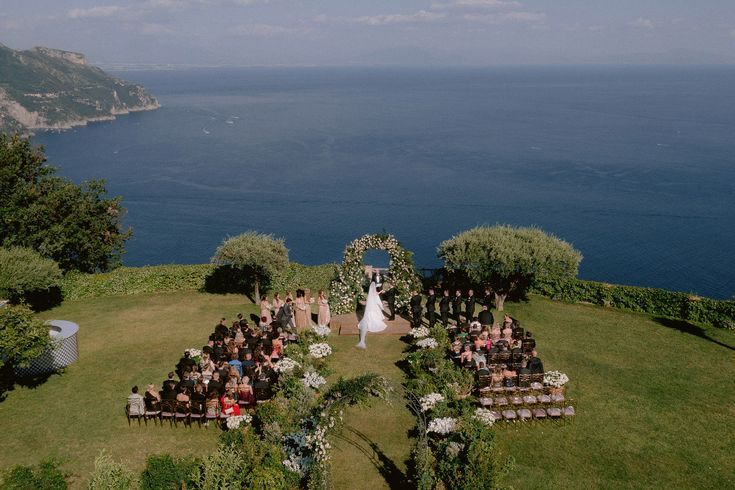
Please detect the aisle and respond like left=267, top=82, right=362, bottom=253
left=327, top=335, right=415, bottom=489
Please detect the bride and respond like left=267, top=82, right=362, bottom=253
left=356, top=281, right=388, bottom=349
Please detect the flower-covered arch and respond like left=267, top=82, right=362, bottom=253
left=329, top=233, right=422, bottom=315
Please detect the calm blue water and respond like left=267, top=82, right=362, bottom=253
left=34, top=66, right=735, bottom=299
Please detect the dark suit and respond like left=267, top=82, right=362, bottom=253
left=425, top=293, right=436, bottom=328
left=439, top=295, right=451, bottom=327
left=382, top=287, right=396, bottom=320
left=478, top=309, right=494, bottom=326
left=464, top=295, right=476, bottom=321
left=410, top=294, right=423, bottom=327
left=452, top=294, right=463, bottom=324
left=528, top=356, right=544, bottom=374
left=482, top=293, right=494, bottom=309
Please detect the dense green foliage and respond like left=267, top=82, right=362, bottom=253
left=139, top=454, right=199, bottom=490
left=534, top=278, right=735, bottom=330
left=0, top=247, right=62, bottom=307
left=0, top=459, right=68, bottom=489
left=0, top=44, right=158, bottom=133
left=87, top=451, right=136, bottom=489
left=211, top=231, right=290, bottom=299
left=438, top=225, right=582, bottom=310
left=0, top=304, right=49, bottom=369
left=0, top=135, right=131, bottom=272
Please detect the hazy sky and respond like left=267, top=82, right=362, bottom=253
left=2, top=0, right=735, bottom=65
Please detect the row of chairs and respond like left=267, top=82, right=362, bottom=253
left=126, top=399, right=256, bottom=427
left=488, top=406, right=576, bottom=423
left=479, top=392, right=566, bottom=408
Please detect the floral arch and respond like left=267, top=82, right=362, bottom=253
left=329, top=233, right=422, bottom=315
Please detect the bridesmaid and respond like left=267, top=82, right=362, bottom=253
left=317, top=290, right=331, bottom=327
left=259, top=295, right=272, bottom=324
left=272, top=292, right=284, bottom=316
left=294, top=289, right=309, bottom=329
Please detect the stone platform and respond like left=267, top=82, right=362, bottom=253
left=332, top=313, right=412, bottom=336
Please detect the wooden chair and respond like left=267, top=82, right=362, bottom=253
left=125, top=404, right=143, bottom=426
left=175, top=401, right=191, bottom=427
left=477, top=374, right=492, bottom=390
left=159, top=400, right=176, bottom=427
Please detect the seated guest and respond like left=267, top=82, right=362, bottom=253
left=502, top=323, right=513, bottom=341
left=212, top=340, right=226, bottom=362
left=495, top=337, right=510, bottom=349
left=176, top=351, right=196, bottom=378
left=488, top=343, right=499, bottom=354
left=207, top=371, right=224, bottom=396
left=511, top=339, right=523, bottom=354
left=228, top=353, right=243, bottom=377
left=476, top=361, right=491, bottom=377
left=459, top=344, right=473, bottom=365
left=205, top=390, right=220, bottom=421
left=162, top=372, right=178, bottom=400
left=472, top=349, right=487, bottom=367
left=477, top=305, right=494, bottom=327
left=518, top=359, right=531, bottom=376
left=127, top=386, right=145, bottom=416
left=179, top=371, right=195, bottom=391
left=522, top=331, right=536, bottom=353
left=221, top=390, right=241, bottom=416
left=490, top=324, right=501, bottom=342
left=191, top=384, right=206, bottom=414
left=233, top=325, right=245, bottom=346
left=144, top=384, right=161, bottom=410
left=175, top=386, right=190, bottom=409
left=503, top=314, right=513, bottom=329
left=450, top=344, right=462, bottom=365
left=200, top=356, right=215, bottom=381
left=215, top=360, right=229, bottom=381
left=502, top=364, right=517, bottom=387
left=473, top=335, right=485, bottom=352
left=527, top=350, right=544, bottom=374
left=490, top=365, right=504, bottom=386
left=512, top=320, right=524, bottom=340
left=238, top=376, right=255, bottom=405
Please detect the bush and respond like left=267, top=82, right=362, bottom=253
left=0, top=247, right=62, bottom=309
left=533, top=278, right=735, bottom=329
left=87, top=451, right=136, bottom=490
left=139, top=454, right=198, bottom=490
left=190, top=445, right=247, bottom=490
left=0, top=304, right=50, bottom=369
left=0, top=459, right=68, bottom=489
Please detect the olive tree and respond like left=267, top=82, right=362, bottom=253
left=0, top=304, right=50, bottom=369
left=211, top=231, right=289, bottom=300
left=438, top=225, right=582, bottom=311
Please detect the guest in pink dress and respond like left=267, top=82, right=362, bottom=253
left=260, top=295, right=272, bottom=324
left=317, top=290, right=331, bottom=327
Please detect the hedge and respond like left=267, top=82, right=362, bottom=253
left=533, top=278, right=735, bottom=330
left=61, top=263, right=338, bottom=301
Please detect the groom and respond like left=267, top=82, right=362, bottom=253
left=379, top=282, right=396, bottom=321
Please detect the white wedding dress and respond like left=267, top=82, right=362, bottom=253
left=356, top=281, right=388, bottom=349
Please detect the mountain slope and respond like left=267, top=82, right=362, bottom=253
left=0, top=44, right=159, bottom=133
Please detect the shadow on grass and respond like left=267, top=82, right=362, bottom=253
left=334, top=425, right=408, bottom=489
left=653, top=317, right=734, bottom=351
left=0, top=364, right=61, bottom=403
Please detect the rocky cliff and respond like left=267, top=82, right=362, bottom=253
left=0, top=44, right=160, bottom=133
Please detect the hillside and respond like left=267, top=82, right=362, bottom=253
left=0, top=44, right=159, bottom=133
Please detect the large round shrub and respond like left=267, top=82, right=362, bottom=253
left=0, top=247, right=62, bottom=307
left=0, top=304, right=50, bottom=369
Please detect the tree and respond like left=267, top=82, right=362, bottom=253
left=438, top=225, right=582, bottom=311
left=0, top=134, right=131, bottom=272
left=211, top=231, right=289, bottom=300
left=0, top=247, right=62, bottom=308
left=0, top=304, right=50, bottom=369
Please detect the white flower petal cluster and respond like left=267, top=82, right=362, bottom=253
left=309, top=342, right=332, bottom=359
left=312, top=325, right=332, bottom=337
left=446, top=441, right=465, bottom=458
left=282, top=414, right=339, bottom=475
left=427, top=417, right=457, bottom=435
left=473, top=408, right=496, bottom=426
left=419, top=393, right=444, bottom=412
left=225, top=414, right=252, bottom=430
left=543, top=370, right=570, bottom=388
left=416, top=337, right=438, bottom=349
left=302, top=371, right=327, bottom=390
left=273, top=357, right=300, bottom=373
left=185, top=348, right=202, bottom=358
left=408, top=326, right=430, bottom=338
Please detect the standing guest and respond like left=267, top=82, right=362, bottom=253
left=214, top=318, right=229, bottom=339
left=465, top=289, right=476, bottom=321
left=527, top=350, right=544, bottom=374
left=410, top=290, right=423, bottom=328
left=425, top=288, right=437, bottom=329
left=317, top=290, right=331, bottom=327
left=272, top=293, right=284, bottom=317
left=127, top=386, right=145, bottom=416
left=260, top=295, right=272, bottom=325
left=379, top=283, right=397, bottom=321
left=478, top=305, right=494, bottom=327
left=294, top=289, right=310, bottom=329
left=502, top=322, right=513, bottom=342
left=452, top=290, right=463, bottom=324
left=439, top=289, right=451, bottom=327
left=144, top=384, right=161, bottom=410
left=482, top=287, right=494, bottom=310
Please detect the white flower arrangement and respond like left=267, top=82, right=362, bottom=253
left=543, top=370, right=570, bottom=388
left=416, top=337, right=438, bottom=349
left=408, top=326, right=430, bottom=338
left=312, top=325, right=332, bottom=337
left=473, top=408, right=497, bottom=426
left=309, top=342, right=332, bottom=359
left=302, top=370, right=327, bottom=390
left=419, top=393, right=445, bottom=412
left=225, top=414, right=252, bottom=430
left=273, top=357, right=300, bottom=374
left=427, top=417, right=457, bottom=435
left=185, top=348, right=201, bottom=358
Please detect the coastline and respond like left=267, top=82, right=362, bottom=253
left=21, top=101, right=162, bottom=135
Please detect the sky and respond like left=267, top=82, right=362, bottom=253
left=1, top=0, right=735, bottom=66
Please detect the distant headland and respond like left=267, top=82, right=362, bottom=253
left=0, top=44, right=160, bottom=133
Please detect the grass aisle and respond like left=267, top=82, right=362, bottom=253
left=327, top=334, right=415, bottom=490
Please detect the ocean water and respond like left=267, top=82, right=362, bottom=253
left=34, top=66, right=735, bottom=299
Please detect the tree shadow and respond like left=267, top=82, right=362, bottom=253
left=653, top=317, right=734, bottom=351
left=0, top=364, right=61, bottom=403
left=334, top=425, right=408, bottom=489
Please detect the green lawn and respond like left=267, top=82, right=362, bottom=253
left=0, top=291, right=733, bottom=488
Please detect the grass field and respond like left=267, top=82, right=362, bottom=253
left=0, top=291, right=733, bottom=488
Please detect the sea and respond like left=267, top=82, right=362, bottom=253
left=33, top=66, right=735, bottom=299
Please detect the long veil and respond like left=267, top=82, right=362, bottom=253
left=356, top=281, right=388, bottom=348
